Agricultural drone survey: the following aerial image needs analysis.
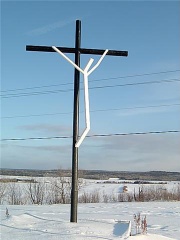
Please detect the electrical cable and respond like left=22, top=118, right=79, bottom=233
left=2, top=103, right=180, bottom=119
left=1, top=130, right=180, bottom=141
left=1, top=69, right=180, bottom=93
left=1, top=78, right=180, bottom=99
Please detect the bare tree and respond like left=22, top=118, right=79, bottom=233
left=53, top=175, right=71, bottom=204
left=0, top=183, right=7, bottom=204
left=79, top=190, right=100, bottom=203
left=26, top=180, right=45, bottom=205
left=7, top=182, right=23, bottom=205
left=45, top=170, right=72, bottom=204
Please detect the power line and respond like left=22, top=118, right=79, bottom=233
left=90, top=78, right=180, bottom=90
left=1, top=130, right=180, bottom=141
left=1, top=78, right=180, bottom=99
left=1, top=82, right=73, bottom=93
left=91, top=69, right=180, bottom=83
left=87, top=130, right=180, bottom=137
left=2, top=111, right=72, bottom=119
left=1, top=87, right=73, bottom=98
left=2, top=103, right=180, bottom=119
left=1, top=69, right=180, bottom=93
left=91, top=103, right=180, bottom=113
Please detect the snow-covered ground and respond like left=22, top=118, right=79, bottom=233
left=1, top=202, right=179, bottom=240
left=0, top=176, right=180, bottom=239
left=79, top=179, right=179, bottom=197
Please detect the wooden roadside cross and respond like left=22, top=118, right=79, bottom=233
left=26, top=19, right=128, bottom=223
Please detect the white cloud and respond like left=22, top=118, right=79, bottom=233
left=1, top=133, right=180, bottom=171
left=18, top=123, right=72, bottom=135
left=26, top=19, right=74, bottom=36
left=79, top=133, right=180, bottom=171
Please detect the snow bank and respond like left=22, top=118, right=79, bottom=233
left=1, top=202, right=179, bottom=240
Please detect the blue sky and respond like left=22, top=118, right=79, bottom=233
left=1, top=1, right=180, bottom=171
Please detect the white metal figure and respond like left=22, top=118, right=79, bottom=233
left=52, top=46, right=108, bottom=148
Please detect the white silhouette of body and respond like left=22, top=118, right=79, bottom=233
left=52, top=46, right=108, bottom=147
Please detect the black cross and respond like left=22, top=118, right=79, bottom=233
left=26, top=20, right=128, bottom=223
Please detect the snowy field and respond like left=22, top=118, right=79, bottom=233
left=0, top=176, right=180, bottom=239
left=1, top=202, right=180, bottom=240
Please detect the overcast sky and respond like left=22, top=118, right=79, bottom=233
left=1, top=1, right=180, bottom=171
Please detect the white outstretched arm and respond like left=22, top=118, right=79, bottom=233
left=87, top=49, right=108, bottom=75
left=52, top=46, right=84, bottom=74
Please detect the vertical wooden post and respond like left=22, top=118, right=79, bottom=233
left=70, top=20, right=81, bottom=223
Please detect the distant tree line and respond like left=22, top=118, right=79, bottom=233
left=0, top=179, right=180, bottom=205
left=1, top=168, right=180, bottom=181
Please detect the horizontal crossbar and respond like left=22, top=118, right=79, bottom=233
left=26, top=45, right=128, bottom=57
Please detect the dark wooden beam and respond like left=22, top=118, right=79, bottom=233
left=26, top=45, right=128, bottom=57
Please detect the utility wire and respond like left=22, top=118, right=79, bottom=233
left=2, top=103, right=180, bottom=119
left=1, top=82, right=73, bottom=93
left=1, top=69, right=180, bottom=93
left=1, top=78, right=180, bottom=99
left=90, top=78, right=180, bottom=90
left=1, top=87, right=73, bottom=98
left=1, top=130, right=180, bottom=141
left=91, top=69, right=180, bottom=83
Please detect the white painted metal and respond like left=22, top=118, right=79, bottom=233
left=87, top=49, right=108, bottom=76
left=75, top=62, right=91, bottom=148
left=52, top=46, right=84, bottom=74
left=52, top=46, right=108, bottom=147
